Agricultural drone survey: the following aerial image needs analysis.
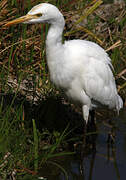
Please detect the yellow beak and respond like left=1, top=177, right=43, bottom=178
left=3, top=14, right=38, bottom=27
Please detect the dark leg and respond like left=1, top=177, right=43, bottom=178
left=86, top=110, right=97, bottom=150
left=82, top=110, right=96, bottom=153
left=87, top=110, right=96, bottom=132
left=107, top=128, right=115, bottom=144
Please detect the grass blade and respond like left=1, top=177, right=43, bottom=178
left=32, top=119, right=39, bottom=172
left=75, top=0, right=103, bottom=25
left=48, top=160, right=69, bottom=180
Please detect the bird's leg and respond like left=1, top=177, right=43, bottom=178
left=86, top=110, right=96, bottom=149
left=82, top=120, right=87, bottom=150
left=87, top=110, right=95, bottom=131
left=82, top=105, right=89, bottom=150
left=81, top=106, right=96, bottom=155
left=107, top=126, right=116, bottom=144
left=107, top=133, right=115, bottom=145
left=82, top=105, right=89, bottom=124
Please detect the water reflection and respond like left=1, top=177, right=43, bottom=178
left=39, top=108, right=126, bottom=180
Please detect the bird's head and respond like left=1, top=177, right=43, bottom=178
left=4, top=3, right=64, bottom=27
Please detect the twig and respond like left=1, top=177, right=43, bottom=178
left=106, top=40, right=121, bottom=52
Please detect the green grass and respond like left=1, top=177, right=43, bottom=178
left=0, top=97, right=74, bottom=179
left=32, top=119, right=39, bottom=172
left=0, top=0, right=126, bottom=179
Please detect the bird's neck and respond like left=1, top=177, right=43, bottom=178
left=46, top=18, right=65, bottom=51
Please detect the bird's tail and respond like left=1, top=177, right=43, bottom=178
left=116, top=94, right=123, bottom=114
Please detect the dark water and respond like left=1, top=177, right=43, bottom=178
left=39, top=108, right=126, bottom=180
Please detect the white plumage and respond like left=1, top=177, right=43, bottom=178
left=4, top=3, right=123, bottom=123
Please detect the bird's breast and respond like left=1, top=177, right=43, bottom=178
left=49, top=64, right=73, bottom=89
left=46, top=46, right=74, bottom=89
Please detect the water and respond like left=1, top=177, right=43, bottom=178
left=39, top=108, right=126, bottom=180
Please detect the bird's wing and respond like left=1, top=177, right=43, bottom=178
left=81, top=56, right=118, bottom=108
left=63, top=40, right=122, bottom=110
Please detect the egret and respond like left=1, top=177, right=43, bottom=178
left=4, top=3, right=123, bottom=125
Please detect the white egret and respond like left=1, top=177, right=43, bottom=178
left=4, top=3, right=123, bottom=125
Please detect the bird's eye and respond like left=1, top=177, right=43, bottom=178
left=35, top=13, right=42, bottom=17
